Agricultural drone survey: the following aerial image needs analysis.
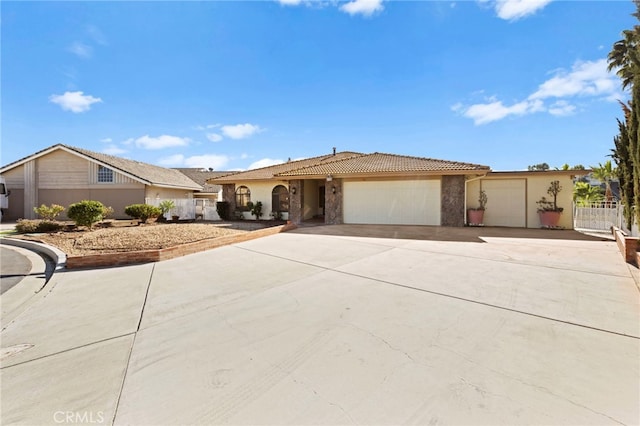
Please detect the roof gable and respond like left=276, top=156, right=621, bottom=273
left=0, top=144, right=202, bottom=190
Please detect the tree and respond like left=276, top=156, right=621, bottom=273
left=590, top=160, right=618, bottom=202
left=528, top=163, right=550, bottom=171
left=611, top=108, right=635, bottom=228
left=608, top=1, right=640, bottom=229
left=573, top=182, right=604, bottom=206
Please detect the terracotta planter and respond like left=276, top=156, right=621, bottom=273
left=538, top=210, right=562, bottom=228
left=467, top=209, right=485, bottom=226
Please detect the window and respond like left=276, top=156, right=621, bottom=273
left=97, top=166, right=114, bottom=183
left=235, top=186, right=251, bottom=210
left=272, top=185, right=289, bottom=212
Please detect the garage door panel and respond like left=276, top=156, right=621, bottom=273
left=344, top=180, right=440, bottom=225
left=482, top=180, right=526, bottom=227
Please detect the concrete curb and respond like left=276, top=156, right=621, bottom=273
left=2, top=224, right=298, bottom=270
left=1, top=237, right=67, bottom=270
left=611, top=226, right=639, bottom=267
left=65, top=223, right=298, bottom=269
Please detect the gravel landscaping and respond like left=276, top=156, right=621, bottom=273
left=14, top=223, right=257, bottom=256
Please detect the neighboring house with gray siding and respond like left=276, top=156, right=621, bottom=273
left=0, top=144, right=202, bottom=220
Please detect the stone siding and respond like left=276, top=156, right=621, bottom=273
left=325, top=178, right=343, bottom=225
left=222, top=184, right=236, bottom=217
left=288, top=180, right=304, bottom=224
left=440, top=175, right=465, bottom=227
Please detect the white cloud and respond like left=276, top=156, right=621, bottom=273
left=158, top=153, right=229, bottom=169
left=102, top=144, right=127, bottom=155
left=456, top=58, right=619, bottom=125
left=68, top=42, right=92, bottom=58
left=206, top=133, right=223, bottom=142
left=463, top=99, right=543, bottom=125
left=548, top=100, right=576, bottom=117
left=184, top=154, right=229, bottom=169
left=86, top=25, right=108, bottom=46
left=248, top=158, right=285, bottom=170
left=100, top=137, right=113, bottom=143
left=221, top=123, right=263, bottom=139
left=529, top=59, right=616, bottom=100
left=340, top=0, right=384, bottom=16
left=134, top=135, right=190, bottom=150
left=49, top=91, right=102, bottom=113
left=158, top=154, right=185, bottom=166
left=278, top=0, right=303, bottom=4
left=491, top=0, right=553, bottom=21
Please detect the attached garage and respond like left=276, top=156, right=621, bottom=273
left=481, top=179, right=526, bottom=227
left=343, top=179, right=441, bottom=225
left=467, top=171, right=584, bottom=229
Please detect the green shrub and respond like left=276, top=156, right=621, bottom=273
left=16, top=219, right=64, bottom=234
left=125, top=204, right=162, bottom=223
left=248, top=201, right=263, bottom=220
left=67, top=200, right=106, bottom=228
left=158, top=200, right=176, bottom=215
left=102, top=205, right=114, bottom=219
left=216, top=201, right=230, bottom=220
left=33, top=204, right=65, bottom=221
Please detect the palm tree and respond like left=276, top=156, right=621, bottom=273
left=590, top=161, right=617, bottom=202
left=573, top=182, right=604, bottom=207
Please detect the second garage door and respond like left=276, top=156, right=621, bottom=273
left=482, top=179, right=526, bottom=227
left=343, top=180, right=441, bottom=225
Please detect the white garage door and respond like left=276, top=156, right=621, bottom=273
left=343, top=180, right=441, bottom=225
left=482, top=179, right=526, bottom=227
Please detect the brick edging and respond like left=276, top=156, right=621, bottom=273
left=66, top=223, right=297, bottom=269
left=612, top=226, right=639, bottom=267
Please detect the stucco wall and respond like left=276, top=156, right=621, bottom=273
left=468, top=174, right=576, bottom=229
left=39, top=188, right=146, bottom=219
left=526, top=175, right=574, bottom=229
left=145, top=186, right=194, bottom=201
left=232, top=180, right=290, bottom=220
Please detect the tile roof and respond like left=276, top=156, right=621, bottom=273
left=173, top=168, right=231, bottom=193
left=1, top=144, right=202, bottom=190
left=209, top=151, right=363, bottom=182
left=277, top=152, right=490, bottom=177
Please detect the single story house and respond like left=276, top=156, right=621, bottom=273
left=211, top=151, right=490, bottom=226
left=0, top=144, right=202, bottom=220
left=211, top=150, right=586, bottom=229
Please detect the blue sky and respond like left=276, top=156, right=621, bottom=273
left=1, top=0, right=635, bottom=171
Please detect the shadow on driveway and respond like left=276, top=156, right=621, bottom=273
left=288, top=224, right=612, bottom=243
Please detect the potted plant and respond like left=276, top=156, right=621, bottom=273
left=537, top=180, right=563, bottom=228
left=467, top=189, right=487, bottom=226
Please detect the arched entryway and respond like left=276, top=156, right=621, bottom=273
left=272, top=185, right=289, bottom=218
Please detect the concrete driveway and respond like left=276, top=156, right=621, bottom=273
left=1, top=226, right=639, bottom=425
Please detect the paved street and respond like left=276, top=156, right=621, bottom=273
left=0, top=247, right=32, bottom=294
left=1, top=227, right=639, bottom=425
